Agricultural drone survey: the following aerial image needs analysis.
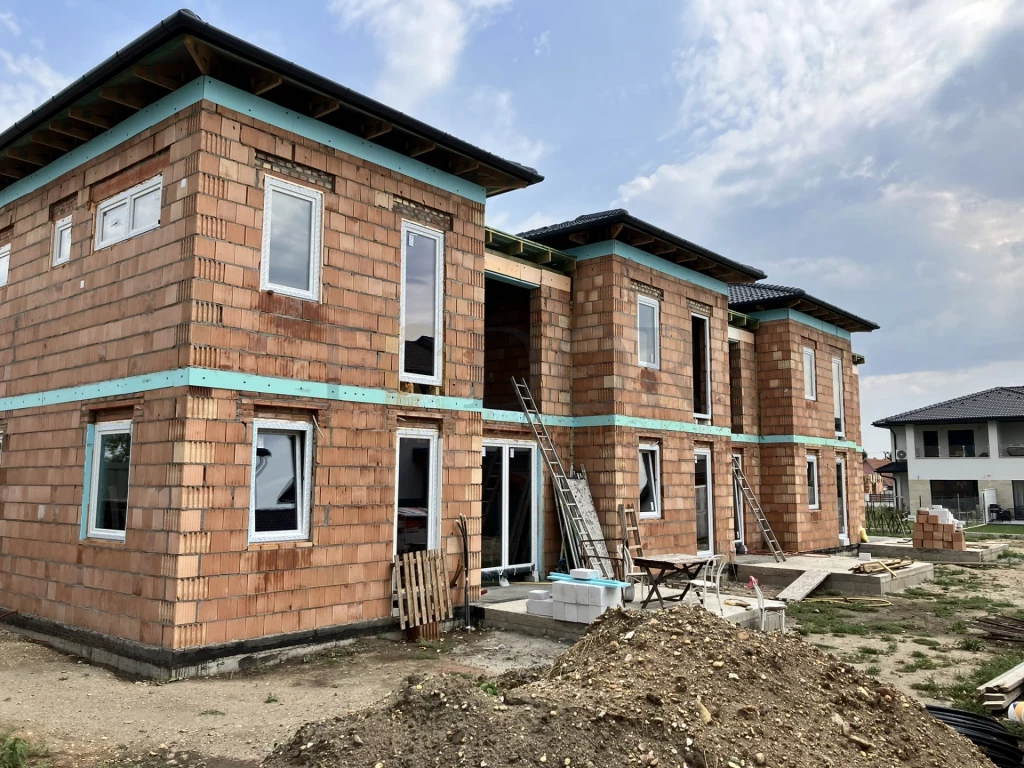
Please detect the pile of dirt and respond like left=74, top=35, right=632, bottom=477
left=263, top=606, right=994, bottom=768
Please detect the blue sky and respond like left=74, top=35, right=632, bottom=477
left=3, top=0, right=1024, bottom=454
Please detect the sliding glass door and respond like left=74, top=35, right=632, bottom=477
left=481, top=441, right=536, bottom=576
left=695, top=449, right=714, bottom=556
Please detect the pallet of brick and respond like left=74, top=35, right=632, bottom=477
left=912, top=507, right=967, bottom=551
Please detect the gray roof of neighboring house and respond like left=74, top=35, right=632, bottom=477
left=0, top=9, right=543, bottom=197
left=519, top=209, right=766, bottom=283
left=873, top=387, right=1024, bottom=427
left=873, top=460, right=907, bottom=474
left=728, top=283, right=879, bottom=333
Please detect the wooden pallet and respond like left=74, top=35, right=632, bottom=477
left=394, top=549, right=454, bottom=630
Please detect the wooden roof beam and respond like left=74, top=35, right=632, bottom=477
left=608, top=223, right=623, bottom=239
left=450, top=158, right=479, bottom=176
left=31, top=131, right=79, bottom=153
left=100, top=85, right=152, bottom=111
left=132, top=63, right=186, bottom=91
left=0, top=165, right=27, bottom=180
left=6, top=146, right=51, bottom=167
left=184, top=35, right=219, bottom=76
left=567, top=232, right=589, bottom=245
left=49, top=119, right=101, bottom=141
left=68, top=106, right=121, bottom=129
left=251, top=71, right=283, bottom=96
left=629, top=234, right=655, bottom=247
left=407, top=139, right=435, bottom=158
left=651, top=242, right=676, bottom=255
left=309, top=95, right=340, bottom=119
left=361, top=119, right=392, bottom=140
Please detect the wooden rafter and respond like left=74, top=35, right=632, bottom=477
left=68, top=106, right=121, bottom=129
left=651, top=242, right=676, bottom=255
left=6, top=146, right=50, bottom=166
left=568, top=232, right=589, bottom=245
left=608, top=223, right=624, bottom=239
left=309, top=95, right=340, bottom=119
left=502, top=240, right=525, bottom=256
left=0, top=165, right=26, bottom=180
left=407, top=140, right=435, bottom=158
left=31, top=132, right=79, bottom=152
left=449, top=158, right=479, bottom=176
left=251, top=72, right=283, bottom=96
left=629, top=234, right=655, bottom=247
left=49, top=119, right=100, bottom=141
left=132, top=64, right=185, bottom=91
left=100, top=85, right=151, bottom=111
left=184, top=35, right=218, bottom=76
left=360, top=119, right=392, bottom=140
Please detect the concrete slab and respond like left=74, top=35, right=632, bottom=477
left=474, top=587, right=777, bottom=638
left=734, top=552, right=934, bottom=596
left=861, top=539, right=1008, bottom=563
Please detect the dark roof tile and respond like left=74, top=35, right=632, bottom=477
left=728, top=282, right=879, bottom=333
left=874, top=387, right=1024, bottom=427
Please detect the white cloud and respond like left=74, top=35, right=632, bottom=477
left=765, top=255, right=871, bottom=289
left=862, top=359, right=1024, bottom=455
left=618, top=0, right=1018, bottom=217
left=533, top=29, right=550, bottom=56
left=328, top=0, right=514, bottom=112
left=0, top=50, right=67, bottom=131
left=465, top=86, right=548, bottom=168
left=0, top=12, right=21, bottom=36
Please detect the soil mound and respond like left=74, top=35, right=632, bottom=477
left=264, top=606, right=994, bottom=768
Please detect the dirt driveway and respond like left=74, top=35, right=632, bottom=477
left=0, top=628, right=566, bottom=768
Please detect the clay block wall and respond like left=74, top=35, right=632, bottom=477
left=573, top=426, right=736, bottom=558
left=755, top=319, right=860, bottom=444
left=0, top=106, right=202, bottom=399
left=184, top=104, right=486, bottom=399
left=0, top=387, right=214, bottom=648
left=532, top=282, right=572, bottom=418
left=571, top=254, right=731, bottom=426
left=728, top=331, right=759, bottom=435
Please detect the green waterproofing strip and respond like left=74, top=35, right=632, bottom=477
left=0, top=76, right=485, bottom=210
left=746, top=308, right=852, bottom=341
left=0, top=367, right=864, bottom=452
left=566, top=240, right=730, bottom=295
left=79, top=423, right=95, bottom=541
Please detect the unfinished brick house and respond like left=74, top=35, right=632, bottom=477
left=0, top=11, right=877, bottom=674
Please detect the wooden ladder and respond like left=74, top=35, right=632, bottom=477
left=618, top=503, right=645, bottom=585
left=732, top=456, right=786, bottom=562
left=512, top=377, right=612, bottom=577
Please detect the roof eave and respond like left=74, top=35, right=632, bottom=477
left=729, top=295, right=878, bottom=333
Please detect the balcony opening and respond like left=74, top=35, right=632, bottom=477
left=484, top=277, right=533, bottom=411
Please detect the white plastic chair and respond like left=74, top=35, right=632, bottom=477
left=690, top=556, right=726, bottom=615
left=752, top=578, right=786, bottom=632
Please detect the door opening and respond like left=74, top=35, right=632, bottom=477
left=695, top=449, right=714, bottom=555
left=732, top=453, right=745, bottom=545
left=481, top=440, right=537, bottom=579
left=837, top=456, right=849, bottom=543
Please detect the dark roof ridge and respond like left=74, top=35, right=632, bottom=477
left=873, top=385, right=1024, bottom=427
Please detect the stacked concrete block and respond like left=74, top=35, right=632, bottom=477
left=913, top=507, right=967, bottom=551
left=531, top=578, right=623, bottom=624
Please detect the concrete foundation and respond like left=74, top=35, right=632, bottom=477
left=861, top=539, right=1008, bottom=563
left=734, top=553, right=934, bottom=596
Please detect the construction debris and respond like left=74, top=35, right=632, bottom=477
left=975, top=613, right=1024, bottom=644
left=850, top=557, right=914, bottom=575
left=264, top=606, right=992, bottom=768
left=977, top=660, right=1024, bottom=712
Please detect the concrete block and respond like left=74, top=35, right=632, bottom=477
left=603, top=587, right=623, bottom=609
left=586, top=584, right=603, bottom=606
left=528, top=589, right=551, bottom=601
left=563, top=603, right=578, bottom=623
left=570, top=568, right=599, bottom=580
left=551, top=582, right=568, bottom=602
left=527, top=599, right=553, bottom=617
left=552, top=601, right=565, bottom=621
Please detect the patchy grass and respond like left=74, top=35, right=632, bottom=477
left=966, top=525, right=1024, bottom=534
left=865, top=664, right=882, bottom=677
left=957, top=637, right=987, bottom=652
left=0, top=734, right=47, bottom=768
left=199, top=709, right=225, bottom=716
left=911, top=650, right=1024, bottom=714
left=911, top=637, right=942, bottom=648
left=264, top=693, right=279, bottom=704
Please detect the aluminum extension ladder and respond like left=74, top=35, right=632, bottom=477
left=732, top=456, right=786, bottom=562
left=512, top=377, right=606, bottom=575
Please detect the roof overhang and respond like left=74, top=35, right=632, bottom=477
left=521, top=211, right=765, bottom=284
left=485, top=227, right=575, bottom=272
left=730, top=291, right=878, bottom=333
left=0, top=10, right=543, bottom=199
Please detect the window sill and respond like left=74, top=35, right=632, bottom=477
left=82, top=533, right=126, bottom=544
left=247, top=538, right=313, bottom=549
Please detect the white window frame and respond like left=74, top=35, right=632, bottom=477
left=86, top=419, right=133, bottom=542
left=480, top=438, right=539, bottom=574
left=259, top=175, right=323, bottom=302
left=732, top=452, right=744, bottom=543
left=692, top=312, right=712, bottom=419
left=394, top=427, right=442, bottom=554
left=637, top=295, right=661, bottom=370
left=638, top=442, right=662, bottom=519
left=807, top=454, right=820, bottom=510
left=832, top=357, right=845, bottom=437
left=695, top=448, right=715, bottom=556
left=0, top=243, right=9, bottom=288
left=399, top=220, right=445, bottom=386
left=248, top=418, right=314, bottom=544
left=52, top=215, right=73, bottom=267
left=94, top=174, right=163, bottom=251
left=803, top=346, right=816, bottom=400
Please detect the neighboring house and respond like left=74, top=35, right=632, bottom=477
left=0, top=11, right=878, bottom=676
left=874, top=387, right=1024, bottom=514
left=863, top=457, right=895, bottom=497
